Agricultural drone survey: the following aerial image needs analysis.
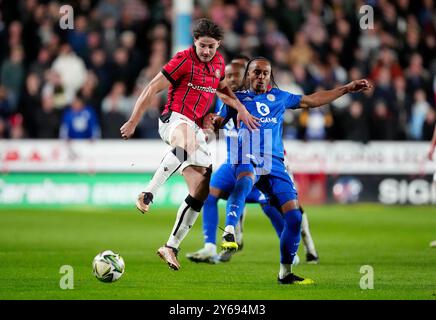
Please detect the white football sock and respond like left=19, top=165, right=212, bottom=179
left=235, top=208, right=246, bottom=244
left=279, top=263, right=292, bottom=279
left=301, top=213, right=317, bottom=256
left=204, top=242, right=217, bottom=255
left=167, top=195, right=203, bottom=249
left=146, top=147, right=187, bottom=196
left=224, top=225, right=235, bottom=235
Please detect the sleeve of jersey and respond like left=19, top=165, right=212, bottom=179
left=217, top=91, right=243, bottom=118
left=285, top=92, right=303, bottom=109
left=214, top=98, right=224, bottom=113
left=161, top=53, right=189, bottom=85
left=217, top=103, right=236, bottom=127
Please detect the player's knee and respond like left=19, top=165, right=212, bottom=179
left=284, top=208, right=302, bottom=226
left=281, top=199, right=299, bottom=213
left=236, top=171, right=255, bottom=181
left=234, top=175, right=253, bottom=192
left=209, top=187, right=223, bottom=198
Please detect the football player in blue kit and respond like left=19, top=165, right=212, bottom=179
left=219, top=57, right=372, bottom=284
left=186, top=62, right=288, bottom=264
left=187, top=61, right=319, bottom=265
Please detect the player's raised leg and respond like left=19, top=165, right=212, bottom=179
left=137, top=121, right=197, bottom=213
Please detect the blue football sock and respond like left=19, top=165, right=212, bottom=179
left=261, top=204, right=284, bottom=238
left=203, top=194, right=219, bottom=245
left=225, top=176, right=253, bottom=229
left=280, top=209, right=302, bottom=264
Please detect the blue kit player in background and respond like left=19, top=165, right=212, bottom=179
left=219, top=57, right=372, bottom=284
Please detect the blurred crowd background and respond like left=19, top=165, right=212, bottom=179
left=0, top=0, right=435, bottom=142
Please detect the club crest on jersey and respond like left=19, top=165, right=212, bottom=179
left=214, top=69, right=221, bottom=79
left=267, top=94, right=275, bottom=102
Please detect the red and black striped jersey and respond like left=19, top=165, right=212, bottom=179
left=161, top=46, right=225, bottom=127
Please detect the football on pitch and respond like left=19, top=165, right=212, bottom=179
left=92, top=250, right=125, bottom=282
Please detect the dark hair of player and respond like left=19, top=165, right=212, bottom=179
left=242, top=56, right=279, bottom=90
left=192, top=18, right=224, bottom=41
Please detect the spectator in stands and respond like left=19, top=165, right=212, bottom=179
left=111, top=47, right=135, bottom=91
left=299, top=107, right=333, bottom=141
left=1, top=46, right=25, bottom=110
left=19, top=73, right=41, bottom=138
left=393, top=76, right=413, bottom=140
left=42, top=70, right=68, bottom=111
left=79, top=71, right=100, bottom=114
left=344, top=100, right=369, bottom=143
left=370, top=47, right=403, bottom=83
left=51, top=43, right=87, bottom=104
left=59, top=94, right=100, bottom=140
left=119, top=30, right=143, bottom=76
left=9, top=113, right=26, bottom=139
left=29, top=47, right=52, bottom=81
left=101, top=16, right=118, bottom=55
left=89, top=48, right=112, bottom=99
left=372, top=67, right=395, bottom=111
left=288, top=31, right=314, bottom=68
left=83, top=31, right=102, bottom=67
left=101, top=100, right=127, bottom=139
left=102, top=81, right=130, bottom=120
left=68, top=15, right=89, bottom=61
left=409, top=90, right=431, bottom=140
left=370, top=100, right=397, bottom=141
left=34, top=94, right=60, bottom=138
left=405, top=53, right=432, bottom=97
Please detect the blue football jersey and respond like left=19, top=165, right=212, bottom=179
left=215, top=99, right=238, bottom=162
left=235, top=88, right=301, bottom=160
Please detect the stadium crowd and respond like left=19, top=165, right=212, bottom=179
left=0, top=0, right=435, bottom=141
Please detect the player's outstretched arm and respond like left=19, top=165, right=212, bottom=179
left=428, top=125, right=436, bottom=161
left=120, top=72, right=170, bottom=139
left=217, top=79, right=259, bottom=130
left=299, top=79, right=373, bottom=109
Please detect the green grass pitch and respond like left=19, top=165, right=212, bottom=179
left=0, top=204, right=435, bottom=300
